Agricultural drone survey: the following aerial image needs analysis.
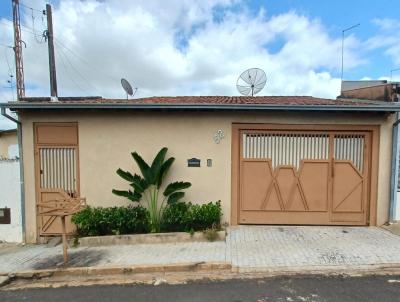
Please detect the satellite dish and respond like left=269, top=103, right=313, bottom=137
left=236, top=68, right=267, bottom=96
left=121, top=78, right=137, bottom=99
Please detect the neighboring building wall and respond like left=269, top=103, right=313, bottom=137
left=0, top=131, right=18, bottom=159
left=19, top=110, right=395, bottom=243
left=341, top=80, right=387, bottom=92
left=0, top=159, right=22, bottom=242
left=340, top=84, right=398, bottom=102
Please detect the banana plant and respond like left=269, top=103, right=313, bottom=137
left=112, top=147, right=191, bottom=232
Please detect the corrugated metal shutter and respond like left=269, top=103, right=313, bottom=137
left=242, top=133, right=329, bottom=169
left=39, top=147, right=77, bottom=196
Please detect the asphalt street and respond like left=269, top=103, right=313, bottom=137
left=1, top=274, right=400, bottom=302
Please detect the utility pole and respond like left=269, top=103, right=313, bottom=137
left=12, top=0, right=25, bottom=100
left=45, top=4, right=58, bottom=97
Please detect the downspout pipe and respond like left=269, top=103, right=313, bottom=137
left=390, top=112, right=400, bottom=223
left=1, top=107, right=25, bottom=242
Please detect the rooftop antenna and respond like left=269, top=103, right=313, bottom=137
left=341, top=23, right=360, bottom=83
left=236, top=68, right=267, bottom=96
left=391, top=68, right=400, bottom=82
left=121, top=78, right=137, bottom=99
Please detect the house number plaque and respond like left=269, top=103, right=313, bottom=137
left=187, top=158, right=201, bottom=167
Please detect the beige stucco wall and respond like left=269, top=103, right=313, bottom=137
left=0, top=131, right=17, bottom=158
left=20, top=110, right=395, bottom=243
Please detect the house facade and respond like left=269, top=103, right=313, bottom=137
left=1, top=96, right=400, bottom=243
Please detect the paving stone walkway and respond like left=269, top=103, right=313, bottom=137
left=228, top=226, right=400, bottom=269
left=1, top=226, right=400, bottom=273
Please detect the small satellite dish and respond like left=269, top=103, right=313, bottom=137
left=236, top=68, right=267, bottom=96
left=121, top=78, right=137, bottom=99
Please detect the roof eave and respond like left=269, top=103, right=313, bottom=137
left=1, top=102, right=399, bottom=112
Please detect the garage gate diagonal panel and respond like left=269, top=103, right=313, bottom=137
left=239, top=130, right=370, bottom=225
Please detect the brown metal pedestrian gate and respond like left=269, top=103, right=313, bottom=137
left=236, top=126, right=373, bottom=225
left=34, top=123, right=80, bottom=236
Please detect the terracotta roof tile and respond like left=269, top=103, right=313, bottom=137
left=16, top=95, right=389, bottom=106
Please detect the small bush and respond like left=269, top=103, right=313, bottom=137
left=72, top=205, right=150, bottom=237
left=161, top=202, right=190, bottom=232
left=161, top=201, right=222, bottom=233
left=186, top=201, right=222, bottom=231
left=72, top=201, right=222, bottom=237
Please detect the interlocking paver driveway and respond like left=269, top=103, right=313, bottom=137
left=1, top=226, right=400, bottom=273
left=228, top=226, right=400, bottom=269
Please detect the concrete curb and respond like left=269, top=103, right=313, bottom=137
left=0, top=276, right=10, bottom=287
left=232, top=263, right=400, bottom=276
left=3, top=262, right=400, bottom=289
left=4, top=262, right=400, bottom=280
left=3, top=263, right=400, bottom=289
left=1, top=262, right=232, bottom=283
left=73, top=231, right=226, bottom=247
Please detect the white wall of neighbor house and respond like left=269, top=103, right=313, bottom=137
left=0, top=131, right=18, bottom=159
left=20, top=110, right=394, bottom=243
left=8, top=144, right=19, bottom=159
left=0, top=159, right=22, bottom=243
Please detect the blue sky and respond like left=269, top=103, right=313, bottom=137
left=0, top=0, right=399, bottom=117
left=246, top=0, right=399, bottom=80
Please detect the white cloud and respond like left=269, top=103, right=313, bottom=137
left=367, top=18, right=400, bottom=66
left=0, top=0, right=368, bottom=129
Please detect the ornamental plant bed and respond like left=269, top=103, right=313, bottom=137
left=71, top=148, right=224, bottom=246
left=73, top=230, right=226, bottom=247
left=71, top=202, right=223, bottom=246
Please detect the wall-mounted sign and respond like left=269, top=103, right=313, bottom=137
left=187, top=158, right=201, bottom=167
left=0, top=208, right=11, bottom=224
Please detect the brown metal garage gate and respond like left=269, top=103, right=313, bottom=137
left=233, top=124, right=377, bottom=226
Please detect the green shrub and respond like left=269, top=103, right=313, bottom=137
left=161, top=201, right=222, bottom=233
left=72, top=205, right=150, bottom=237
left=187, top=201, right=222, bottom=231
left=161, top=202, right=190, bottom=232
left=72, top=201, right=222, bottom=237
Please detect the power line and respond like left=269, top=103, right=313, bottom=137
left=3, top=32, right=15, bottom=100
left=4, top=47, right=14, bottom=75
left=1, top=45, right=17, bottom=101
left=54, top=40, right=103, bottom=95
left=29, top=7, right=46, bottom=44
left=56, top=47, right=92, bottom=95
left=0, top=43, right=12, bottom=48
left=54, top=37, right=120, bottom=83
left=0, top=19, right=37, bottom=38
left=0, top=17, right=43, bottom=38
left=19, top=1, right=44, bottom=13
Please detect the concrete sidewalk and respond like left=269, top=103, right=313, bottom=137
left=2, top=226, right=400, bottom=275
